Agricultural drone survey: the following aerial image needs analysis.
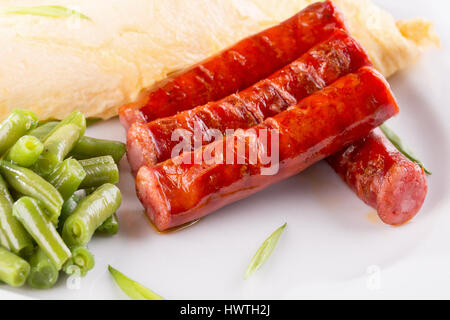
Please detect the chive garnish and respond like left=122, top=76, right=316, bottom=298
left=108, top=265, right=164, bottom=300
left=4, top=6, right=91, bottom=20
left=379, top=124, right=431, bottom=175
left=244, top=223, right=287, bottom=280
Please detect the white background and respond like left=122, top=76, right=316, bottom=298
left=1, top=0, right=450, bottom=300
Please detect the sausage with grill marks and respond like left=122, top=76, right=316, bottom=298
left=126, top=30, right=372, bottom=174
left=135, top=67, right=399, bottom=231
left=327, top=128, right=427, bottom=225
left=119, top=0, right=347, bottom=129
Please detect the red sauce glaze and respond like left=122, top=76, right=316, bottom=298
left=136, top=67, right=399, bottom=231
left=327, top=128, right=428, bottom=225
left=126, top=30, right=372, bottom=173
left=119, top=0, right=346, bottom=129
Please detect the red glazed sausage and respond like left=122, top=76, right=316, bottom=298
left=119, top=0, right=346, bottom=130
left=126, top=30, right=372, bottom=174
left=327, top=128, right=427, bottom=225
left=136, top=67, right=399, bottom=231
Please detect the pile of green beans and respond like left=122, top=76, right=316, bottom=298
left=0, top=109, right=125, bottom=290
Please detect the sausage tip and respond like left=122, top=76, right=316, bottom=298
left=127, top=122, right=159, bottom=175
left=136, top=166, right=171, bottom=231
left=377, top=161, right=428, bottom=226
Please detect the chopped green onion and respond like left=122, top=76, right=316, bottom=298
left=244, top=223, right=287, bottom=280
left=4, top=5, right=91, bottom=20
left=63, top=247, right=95, bottom=277
left=379, top=124, right=431, bottom=175
left=108, top=265, right=164, bottom=300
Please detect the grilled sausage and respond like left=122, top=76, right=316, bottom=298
left=327, top=128, right=428, bottom=225
left=126, top=30, right=372, bottom=173
left=119, top=0, right=347, bottom=129
left=135, top=67, right=399, bottom=231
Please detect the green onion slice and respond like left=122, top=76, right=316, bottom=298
left=380, top=124, right=431, bottom=175
left=109, top=265, right=164, bottom=300
left=244, top=223, right=287, bottom=280
left=4, top=6, right=91, bottom=20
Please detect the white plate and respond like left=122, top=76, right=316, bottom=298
left=1, top=0, right=450, bottom=300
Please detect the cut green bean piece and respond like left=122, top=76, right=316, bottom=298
left=0, top=160, right=63, bottom=224
left=0, top=194, right=34, bottom=258
left=0, top=174, right=13, bottom=205
left=41, top=111, right=86, bottom=142
left=63, top=246, right=94, bottom=277
left=47, top=159, right=86, bottom=201
left=79, top=156, right=119, bottom=188
left=28, top=121, right=58, bottom=141
left=71, top=137, right=126, bottom=164
left=0, top=228, right=10, bottom=250
left=0, top=109, right=38, bottom=156
left=35, top=124, right=83, bottom=175
left=27, top=248, right=59, bottom=289
left=62, top=183, right=122, bottom=247
left=58, top=189, right=91, bottom=230
left=6, top=135, right=44, bottom=167
left=58, top=193, right=83, bottom=232
left=0, top=246, right=30, bottom=287
left=97, top=212, right=119, bottom=235
left=13, top=197, right=71, bottom=270
left=0, top=175, right=34, bottom=258
left=109, top=265, right=164, bottom=300
left=34, top=121, right=125, bottom=164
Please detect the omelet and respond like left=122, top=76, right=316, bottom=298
left=0, top=0, right=439, bottom=121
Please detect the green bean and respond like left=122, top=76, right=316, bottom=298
left=0, top=175, right=13, bottom=205
left=58, top=193, right=83, bottom=232
left=0, top=196, right=34, bottom=258
left=97, top=212, right=119, bottom=235
left=27, top=248, right=59, bottom=289
left=46, top=159, right=86, bottom=201
left=0, top=228, right=10, bottom=250
left=28, top=121, right=58, bottom=141
left=6, top=135, right=44, bottom=167
left=13, top=197, right=71, bottom=270
left=0, top=246, right=30, bottom=287
left=62, top=183, right=122, bottom=247
left=0, top=160, right=63, bottom=224
left=0, top=109, right=38, bottom=156
left=63, top=246, right=94, bottom=277
left=79, top=156, right=119, bottom=188
left=0, top=175, right=34, bottom=258
left=30, top=119, right=125, bottom=164
left=35, top=124, right=84, bottom=175
left=58, top=189, right=93, bottom=228
left=70, top=137, right=126, bottom=164
left=41, top=111, right=86, bottom=143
